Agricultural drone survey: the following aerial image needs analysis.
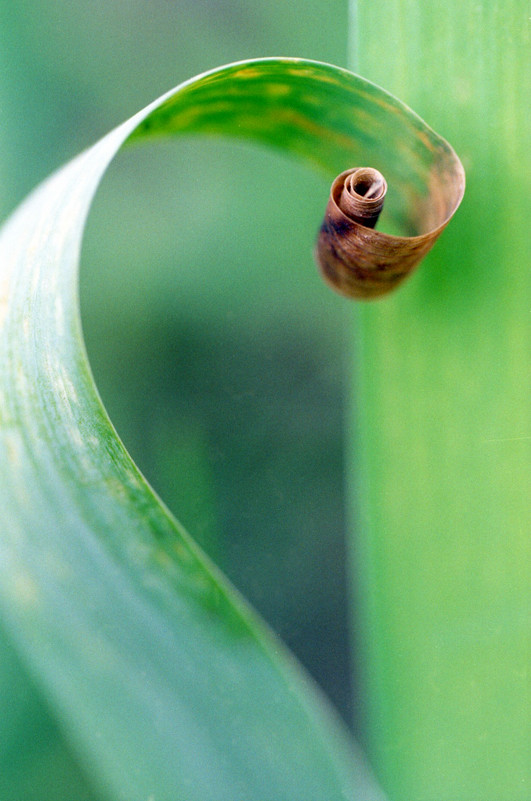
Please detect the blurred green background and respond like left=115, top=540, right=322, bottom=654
left=0, top=2, right=358, bottom=792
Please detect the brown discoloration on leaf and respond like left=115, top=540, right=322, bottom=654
left=316, top=150, right=465, bottom=300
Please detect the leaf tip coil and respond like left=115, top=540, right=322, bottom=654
left=316, top=153, right=464, bottom=300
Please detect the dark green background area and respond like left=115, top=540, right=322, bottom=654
left=0, top=4, right=354, bottom=796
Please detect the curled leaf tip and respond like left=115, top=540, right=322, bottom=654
left=337, top=167, right=387, bottom=227
left=316, top=154, right=464, bottom=301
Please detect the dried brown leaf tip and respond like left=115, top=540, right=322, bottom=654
left=316, top=159, right=465, bottom=299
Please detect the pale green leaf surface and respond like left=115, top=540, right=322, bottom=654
left=0, top=625, right=102, bottom=801
left=0, top=58, right=458, bottom=800
left=349, top=3, right=530, bottom=800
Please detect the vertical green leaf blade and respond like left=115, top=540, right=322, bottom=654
left=351, top=4, right=529, bottom=800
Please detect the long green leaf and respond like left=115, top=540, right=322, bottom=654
left=350, top=3, right=530, bottom=800
left=0, top=58, right=459, bottom=799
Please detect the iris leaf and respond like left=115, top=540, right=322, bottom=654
left=0, top=57, right=459, bottom=800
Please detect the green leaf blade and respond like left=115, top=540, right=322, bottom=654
left=350, top=4, right=530, bottom=799
left=0, top=58, right=461, bottom=800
